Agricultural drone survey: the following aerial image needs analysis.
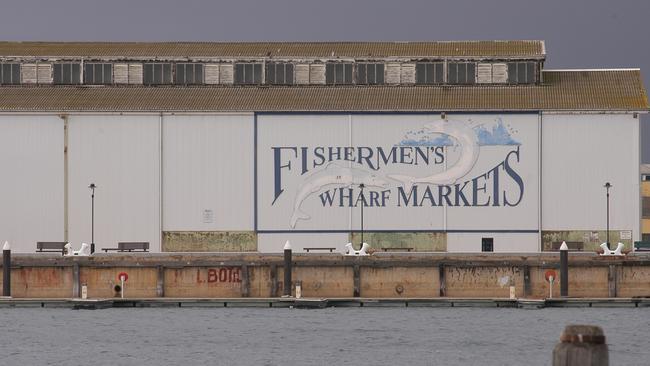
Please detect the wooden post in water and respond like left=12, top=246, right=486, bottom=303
left=560, top=242, right=568, bottom=297
left=553, top=325, right=608, bottom=366
left=283, top=240, right=292, bottom=297
left=2, top=241, right=10, bottom=297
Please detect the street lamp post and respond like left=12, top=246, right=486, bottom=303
left=89, top=183, right=96, bottom=254
left=359, top=183, right=365, bottom=247
left=604, top=182, right=612, bottom=249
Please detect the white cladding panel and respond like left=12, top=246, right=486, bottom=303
left=113, top=64, right=129, bottom=84
left=447, top=232, right=539, bottom=252
left=204, top=64, right=220, bottom=84
left=294, top=64, right=310, bottom=84
left=67, top=115, right=161, bottom=251
left=0, top=115, right=64, bottom=252
left=400, top=64, right=416, bottom=84
left=309, top=64, right=326, bottom=84
left=162, top=114, right=254, bottom=231
left=257, top=114, right=537, bottom=233
left=476, top=63, right=493, bottom=84
left=542, top=114, right=639, bottom=239
left=219, top=64, right=233, bottom=84
left=257, top=233, right=349, bottom=253
left=127, top=64, right=143, bottom=84
left=385, top=63, right=401, bottom=84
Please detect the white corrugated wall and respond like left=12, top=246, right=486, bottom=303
left=67, top=115, right=161, bottom=251
left=541, top=113, right=640, bottom=239
left=0, top=115, right=64, bottom=252
left=162, top=114, right=254, bottom=231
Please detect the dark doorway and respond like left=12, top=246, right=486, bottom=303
left=482, top=238, right=494, bottom=252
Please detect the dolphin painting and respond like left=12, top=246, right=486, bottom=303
left=389, top=119, right=479, bottom=190
left=290, top=162, right=389, bottom=228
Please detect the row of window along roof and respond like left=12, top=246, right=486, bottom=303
left=0, top=61, right=538, bottom=86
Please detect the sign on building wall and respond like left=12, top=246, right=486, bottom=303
left=257, top=114, right=539, bottom=232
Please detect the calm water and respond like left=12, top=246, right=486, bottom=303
left=0, top=307, right=648, bottom=366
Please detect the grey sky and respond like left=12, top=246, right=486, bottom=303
left=2, top=0, right=649, bottom=160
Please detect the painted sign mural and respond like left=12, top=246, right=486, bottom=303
left=258, top=114, right=538, bottom=231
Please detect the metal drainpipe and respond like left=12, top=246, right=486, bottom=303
left=538, top=111, right=543, bottom=252
left=62, top=114, right=69, bottom=242
left=159, top=112, right=164, bottom=252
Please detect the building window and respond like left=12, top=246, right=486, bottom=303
left=507, top=62, right=536, bottom=84
left=642, top=234, right=650, bottom=242
left=447, top=62, right=475, bottom=84
left=481, top=238, right=494, bottom=252
left=415, top=62, right=444, bottom=84
left=53, top=63, right=81, bottom=85
left=234, top=63, right=263, bottom=85
left=175, top=63, right=204, bottom=85
left=356, top=63, right=384, bottom=85
left=0, top=63, right=20, bottom=84
left=83, top=63, right=113, bottom=85
left=143, top=63, right=172, bottom=85
left=265, top=63, right=294, bottom=85
left=325, top=63, right=353, bottom=85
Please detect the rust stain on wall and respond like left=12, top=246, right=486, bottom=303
left=541, top=230, right=633, bottom=252
left=162, top=231, right=257, bottom=252
left=349, top=232, right=446, bottom=252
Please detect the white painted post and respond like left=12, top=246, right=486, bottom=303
left=120, top=275, right=125, bottom=299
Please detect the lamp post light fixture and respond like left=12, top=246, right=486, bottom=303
left=89, top=183, right=96, bottom=254
left=359, top=183, right=365, bottom=248
left=604, top=182, right=612, bottom=249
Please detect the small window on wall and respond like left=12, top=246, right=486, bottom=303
left=447, top=62, right=476, bottom=84
left=266, top=63, right=294, bottom=85
left=83, top=63, right=113, bottom=84
left=143, top=63, right=172, bottom=85
left=0, top=63, right=20, bottom=84
left=325, top=63, right=353, bottom=85
left=482, top=238, right=494, bottom=252
left=53, top=63, right=81, bottom=84
left=415, top=62, right=444, bottom=84
left=355, top=63, right=384, bottom=85
left=507, top=62, right=536, bottom=84
left=175, top=63, right=204, bottom=85
left=642, top=234, right=650, bottom=242
left=234, top=63, right=263, bottom=85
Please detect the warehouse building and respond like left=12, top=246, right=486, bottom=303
left=0, top=41, right=647, bottom=253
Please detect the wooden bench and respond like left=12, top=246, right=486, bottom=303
left=551, top=241, right=584, bottom=251
left=381, top=247, right=414, bottom=252
left=304, top=247, right=336, bottom=253
left=36, top=241, right=68, bottom=254
left=634, top=241, right=650, bottom=251
left=102, top=242, right=149, bottom=252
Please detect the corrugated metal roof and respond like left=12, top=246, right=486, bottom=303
left=0, top=41, right=545, bottom=59
left=0, top=70, right=646, bottom=112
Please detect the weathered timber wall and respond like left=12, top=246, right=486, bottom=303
left=2, top=253, right=650, bottom=299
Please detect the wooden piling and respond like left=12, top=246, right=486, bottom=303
left=283, top=242, right=292, bottom=297
left=560, top=245, right=568, bottom=297
left=553, top=325, right=608, bottom=366
left=2, top=242, right=10, bottom=297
